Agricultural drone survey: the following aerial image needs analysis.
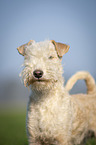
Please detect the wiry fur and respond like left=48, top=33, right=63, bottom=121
left=17, top=40, right=96, bottom=145
left=65, top=71, right=96, bottom=94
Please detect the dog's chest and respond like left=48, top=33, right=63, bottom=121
left=38, top=102, right=60, bottom=132
left=27, top=96, right=70, bottom=138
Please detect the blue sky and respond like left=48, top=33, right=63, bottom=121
left=0, top=0, right=96, bottom=79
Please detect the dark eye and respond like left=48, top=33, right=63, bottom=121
left=49, top=56, right=54, bottom=59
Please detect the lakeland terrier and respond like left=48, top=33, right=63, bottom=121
left=17, top=40, right=96, bottom=145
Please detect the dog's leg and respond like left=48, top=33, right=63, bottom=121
left=29, top=140, right=42, bottom=145
left=28, top=137, right=41, bottom=145
left=56, top=135, right=72, bottom=145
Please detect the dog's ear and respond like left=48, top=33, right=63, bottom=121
left=51, top=40, right=70, bottom=58
left=17, top=40, right=34, bottom=56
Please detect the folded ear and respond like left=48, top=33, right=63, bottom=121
left=17, top=40, right=34, bottom=56
left=51, top=40, right=70, bottom=58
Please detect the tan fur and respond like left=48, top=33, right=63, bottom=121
left=51, top=40, right=70, bottom=58
left=65, top=71, right=96, bottom=94
left=17, top=40, right=96, bottom=145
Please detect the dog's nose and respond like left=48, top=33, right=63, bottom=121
left=33, top=70, right=43, bottom=79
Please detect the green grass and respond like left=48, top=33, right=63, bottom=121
left=0, top=110, right=96, bottom=145
left=0, top=110, right=28, bottom=145
left=85, top=138, right=96, bottom=145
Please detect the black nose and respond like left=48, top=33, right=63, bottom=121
left=33, top=70, right=43, bottom=79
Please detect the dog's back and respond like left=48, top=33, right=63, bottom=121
left=66, top=71, right=96, bottom=144
left=70, top=92, right=96, bottom=144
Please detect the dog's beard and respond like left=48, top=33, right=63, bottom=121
left=30, top=78, right=58, bottom=92
left=20, top=68, right=62, bottom=91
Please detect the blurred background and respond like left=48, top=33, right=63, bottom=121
left=0, top=0, right=96, bottom=144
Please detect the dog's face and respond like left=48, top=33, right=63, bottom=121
left=17, top=40, right=69, bottom=91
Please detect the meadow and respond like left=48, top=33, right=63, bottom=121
left=0, top=110, right=28, bottom=145
left=0, top=110, right=96, bottom=145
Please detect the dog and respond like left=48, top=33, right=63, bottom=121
left=17, top=40, right=96, bottom=145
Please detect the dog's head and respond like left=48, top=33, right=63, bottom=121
left=17, top=40, right=69, bottom=91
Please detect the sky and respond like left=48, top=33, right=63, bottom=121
left=0, top=0, right=96, bottom=79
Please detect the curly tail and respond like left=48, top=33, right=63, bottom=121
left=65, top=71, right=96, bottom=94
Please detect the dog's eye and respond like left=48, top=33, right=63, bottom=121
left=49, top=56, right=54, bottom=59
